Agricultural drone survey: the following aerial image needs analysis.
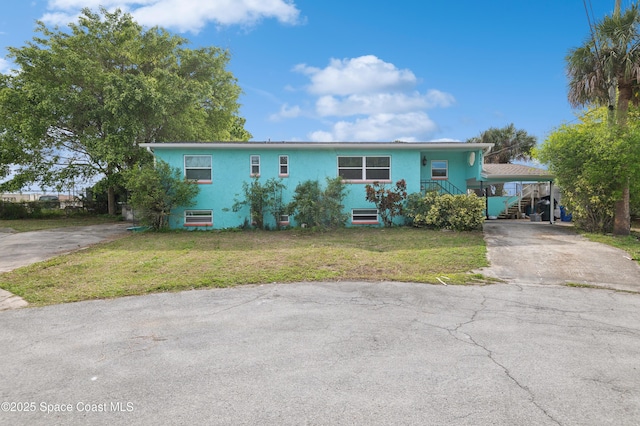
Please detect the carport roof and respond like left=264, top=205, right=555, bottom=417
left=468, top=163, right=553, bottom=188
left=482, top=163, right=553, bottom=182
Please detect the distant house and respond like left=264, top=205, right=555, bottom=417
left=140, top=141, right=554, bottom=229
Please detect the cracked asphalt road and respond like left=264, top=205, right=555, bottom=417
left=2, top=281, right=640, bottom=425
left=1, top=221, right=640, bottom=425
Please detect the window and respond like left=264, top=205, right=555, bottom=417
left=250, top=155, right=260, bottom=176
left=184, top=155, right=212, bottom=182
left=184, top=210, right=213, bottom=226
left=431, top=160, right=448, bottom=179
left=278, top=214, right=290, bottom=225
left=338, top=156, right=390, bottom=181
left=279, top=155, right=289, bottom=177
left=352, top=208, right=379, bottom=224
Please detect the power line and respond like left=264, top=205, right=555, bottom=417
left=583, top=0, right=601, bottom=61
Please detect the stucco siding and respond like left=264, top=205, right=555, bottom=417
left=145, top=143, right=488, bottom=229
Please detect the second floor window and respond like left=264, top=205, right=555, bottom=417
left=250, top=155, right=260, bottom=176
left=184, top=155, right=212, bottom=182
left=279, top=155, right=289, bottom=176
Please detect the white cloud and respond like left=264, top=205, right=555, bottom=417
left=269, top=103, right=301, bottom=121
left=43, top=0, right=301, bottom=32
left=308, top=112, right=438, bottom=142
left=40, top=11, right=81, bottom=26
left=316, top=90, right=455, bottom=117
left=294, top=55, right=417, bottom=96
left=424, top=90, right=456, bottom=108
left=278, top=55, right=455, bottom=141
left=0, top=58, right=11, bottom=74
left=431, top=138, right=462, bottom=142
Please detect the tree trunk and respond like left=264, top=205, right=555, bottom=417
left=108, top=185, right=116, bottom=216
left=612, top=84, right=632, bottom=235
left=613, top=179, right=630, bottom=236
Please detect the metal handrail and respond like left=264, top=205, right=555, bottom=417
left=420, top=180, right=465, bottom=195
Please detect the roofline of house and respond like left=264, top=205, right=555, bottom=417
left=140, top=141, right=494, bottom=153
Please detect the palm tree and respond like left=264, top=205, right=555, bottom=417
left=566, top=4, right=640, bottom=235
left=467, top=123, right=536, bottom=164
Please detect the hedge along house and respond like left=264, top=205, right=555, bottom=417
left=139, top=141, right=493, bottom=230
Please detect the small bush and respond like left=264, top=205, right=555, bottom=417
left=0, top=201, right=30, bottom=219
left=406, top=192, right=485, bottom=231
left=403, top=192, right=430, bottom=227
left=124, top=160, right=200, bottom=231
left=230, top=177, right=287, bottom=230
left=365, top=180, right=407, bottom=227
left=287, top=177, right=349, bottom=229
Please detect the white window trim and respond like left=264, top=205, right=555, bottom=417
left=338, top=156, right=391, bottom=182
left=279, top=155, right=289, bottom=177
left=184, top=155, right=212, bottom=183
left=278, top=214, right=290, bottom=225
left=250, top=155, right=261, bottom=177
left=431, top=160, right=448, bottom=180
left=351, top=208, right=379, bottom=224
left=184, top=210, right=213, bottom=227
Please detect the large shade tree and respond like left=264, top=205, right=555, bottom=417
left=466, top=123, right=536, bottom=164
left=566, top=3, right=640, bottom=235
left=0, top=8, right=251, bottom=214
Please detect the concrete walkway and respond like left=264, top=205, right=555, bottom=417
left=0, top=223, right=130, bottom=310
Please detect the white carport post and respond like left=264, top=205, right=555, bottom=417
left=549, top=180, right=554, bottom=225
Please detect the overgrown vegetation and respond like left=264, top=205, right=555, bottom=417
left=0, top=200, right=74, bottom=220
left=230, top=177, right=287, bottom=229
left=564, top=4, right=640, bottom=235
left=124, top=160, right=200, bottom=230
left=405, top=192, right=485, bottom=231
left=365, top=179, right=407, bottom=227
left=0, top=227, right=488, bottom=306
left=537, top=107, right=640, bottom=233
left=286, top=177, right=349, bottom=229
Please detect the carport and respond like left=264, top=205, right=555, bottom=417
left=467, top=163, right=556, bottom=223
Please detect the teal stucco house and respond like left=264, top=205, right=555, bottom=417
left=139, top=141, right=550, bottom=229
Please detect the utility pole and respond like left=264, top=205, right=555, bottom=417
left=607, top=0, right=622, bottom=124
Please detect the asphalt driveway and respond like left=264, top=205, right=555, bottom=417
left=1, top=221, right=640, bottom=425
left=0, top=223, right=130, bottom=309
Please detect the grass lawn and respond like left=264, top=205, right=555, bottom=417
left=0, top=227, right=489, bottom=306
left=578, top=218, right=640, bottom=265
left=0, top=215, right=121, bottom=232
left=582, top=231, right=640, bottom=264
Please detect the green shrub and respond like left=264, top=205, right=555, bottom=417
left=403, top=192, right=430, bottom=226
left=407, top=192, right=485, bottom=231
left=230, top=177, right=287, bottom=230
left=0, top=201, right=30, bottom=219
left=364, top=180, right=407, bottom=227
left=124, top=160, right=199, bottom=231
left=287, top=177, right=349, bottom=229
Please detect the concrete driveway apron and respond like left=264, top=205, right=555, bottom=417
left=479, top=220, right=640, bottom=292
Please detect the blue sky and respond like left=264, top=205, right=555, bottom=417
left=0, top=1, right=629, bottom=144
